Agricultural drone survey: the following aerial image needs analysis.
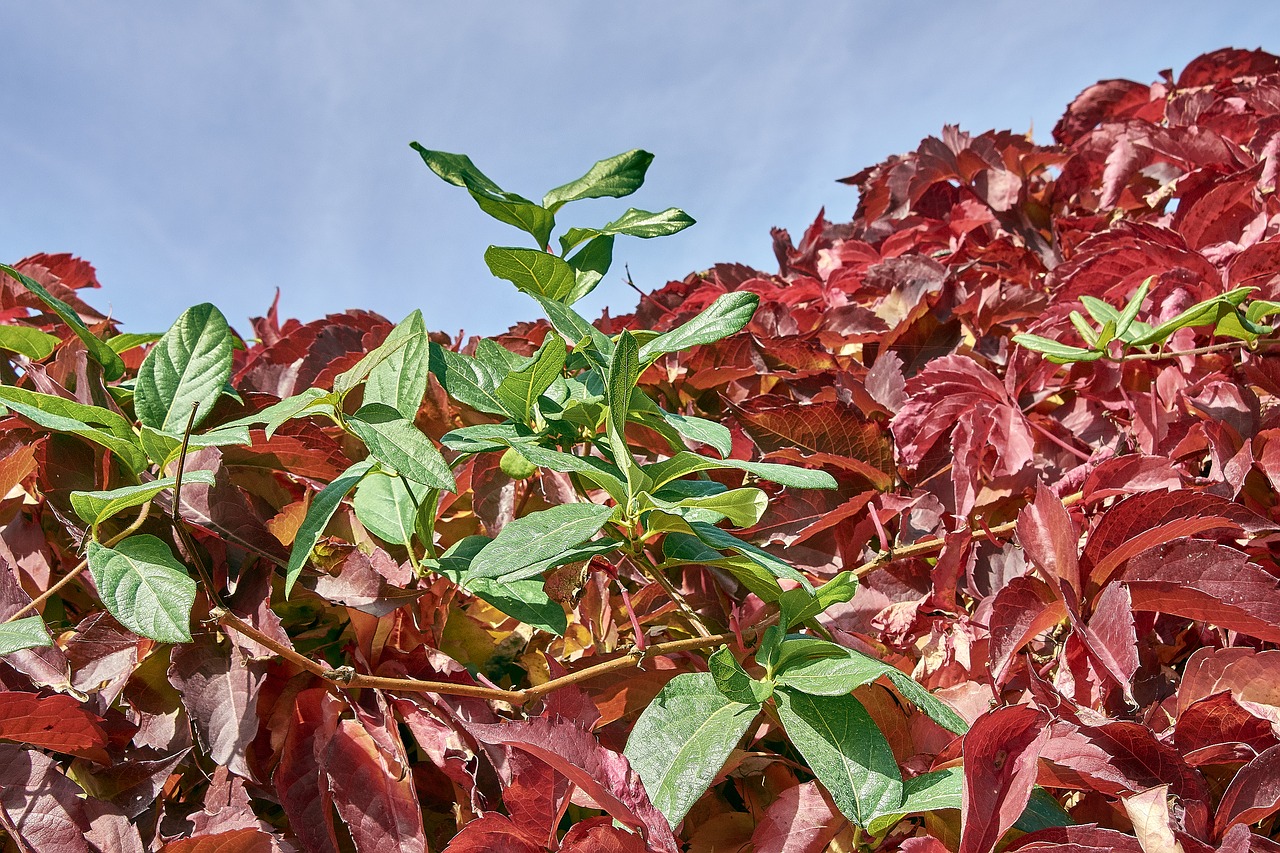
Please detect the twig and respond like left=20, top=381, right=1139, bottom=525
left=628, top=550, right=714, bottom=638
left=1118, top=338, right=1280, bottom=361
left=4, top=500, right=153, bottom=623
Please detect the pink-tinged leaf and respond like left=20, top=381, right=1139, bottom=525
left=1121, top=785, right=1182, bottom=853
left=1216, top=744, right=1280, bottom=836
left=988, top=576, right=1067, bottom=686
left=326, top=716, right=427, bottom=853
left=1122, top=541, right=1280, bottom=643
left=750, top=781, right=846, bottom=853
left=1006, top=824, right=1145, bottom=853
left=1080, top=455, right=1183, bottom=503
left=959, top=705, right=1050, bottom=853
left=190, top=766, right=268, bottom=835
left=1080, top=580, right=1139, bottom=703
left=159, top=829, right=280, bottom=853
left=0, top=742, right=95, bottom=852
left=169, top=632, right=264, bottom=779
left=73, top=746, right=190, bottom=819
left=900, top=839, right=951, bottom=853
left=273, top=687, right=342, bottom=853
left=1016, top=482, right=1082, bottom=597
left=467, top=716, right=679, bottom=853
left=1216, top=823, right=1280, bottom=853
left=1179, top=649, right=1280, bottom=725
left=66, top=611, right=142, bottom=706
left=501, top=749, right=568, bottom=845
left=0, top=691, right=108, bottom=760
left=442, top=815, right=544, bottom=853
left=1174, top=692, right=1277, bottom=761
left=1081, top=491, right=1275, bottom=590
left=559, top=816, right=648, bottom=852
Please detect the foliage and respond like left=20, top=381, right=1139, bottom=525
left=3, top=46, right=1280, bottom=852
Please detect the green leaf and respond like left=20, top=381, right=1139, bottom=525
left=1016, top=788, right=1075, bottom=832
left=465, top=576, right=567, bottom=635
left=467, top=502, right=614, bottom=582
left=643, top=450, right=837, bottom=492
left=1078, top=297, right=1119, bottom=327
left=485, top=247, right=577, bottom=303
left=1127, top=287, right=1257, bottom=347
left=865, top=766, right=963, bottom=835
left=495, top=333, right=567, bottom=420
left=646, top=487, right=768, bottom=527
left=882, top=669, right=969, bottom=735
left=138, top=425, right=250, bottom=468
left=106, top=332, right=162, bottom=355
left=71, top=471, right=216, bottom=529
left=774, top=688, right=903, bottom=828
left=341, top=311, right=430, bottom=419
left=86, top=534, right=196, bottom=643
left=0, top=263, right=126, bottom=380
left=1011, top=333, right=1105, bottom=364
left=410, top=145, right=554, bottom=246
left=346, top=403, right=456, bottom=490
left=1068, top=311, right=1099, bottom=347
left=560, top=207, right=697, bottom=253
left=0, top=616, right=53, bottom=655
left=606, top=330, right=643, bottom=498
left=624, top=672, right=759, bottom=827
left=531, top=295, right=615, bottom=366
left=543, top=149, right=654, bottom=211
left=638, top=292, right=758, bottom=364
left=439, top=422, right=538, bottom=454
left=709, top=646, right=772, bottom=704
left=285, top=459, right=375, bottom=596
left=134, top=303, right=233, bottom=434
left=502, top=444, right=630, bottom=504
left=216, top=387, right=335, bottom=439
left=0, top=325, right=59, bottom=360
left=564, top=233, right=615, bottom=302
left=0, top=385, right=146, bottom=473
left=684, top=519, right=811, bottom=591
left=353, top=471, right=431, bottom=548
left=1114, top=277, right=1151, bottom=339
left=775, top=571, right=859, bottom=631
left=774, top=643, right=894, bottom=695
left=656, top=410, right=732, bottom=459
left=428, top=343, right=509, bottom=416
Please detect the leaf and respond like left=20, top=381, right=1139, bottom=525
left=1215, top=744, right=1280, bottom=835
left=709, top=646, right=772, bottom=704
left=563, top=233, right=615, bottom=302
left=485, top=246, right=577, bottom=303
left=71, top=471, right=215, bottom=529
left=0, top=615, right=52, bottom=656
left=0, top=743, right=99, bottom=851
left=410, top=144, right=554, bottom=246
left=773, top=688, right=903, bottom=827
left=638, top=291, right=759, bottom=364
left=159, top=829, right=279, bottom=853
left=465, top=576, right=568, bottom=635
left=0, top=262, right=126, bottom=379
left=624, top=672, right=759, bottom=828
left=135, top=303, right=234, bottom=433
left=865, top=766, right=963, bottom=835
left=774, top=643, right=893, bottom=696
left=0, top=324, right=59, bottom=359
left=643, top=450, right=838, bottom=491
left=543, top=149, right=654, bottom=210
left=274, top=688, right=342, bottom=853
left=469, top=716, right=680, bottom=853
left=346, top=403, right=455, bottom=489
left=1011, top=333, right=1104, bottom=363
left=357, top=311, right=431, bottom=419
left=169, top=634, right=263, bottom=779
left=775, top=571, right=859, bottom=631
left=1127, top=286, right=1256, bottom=346
left=560, top=207, right=697, bottom=252
left=444, top=815, right=545, bottom=852
left=1016, top=482, right=1082, bottom=598
left=559, top=817, right=649, bottom=852
left=495, top=333, right=567, bottom=420
left=607, top=330, right=642, bottom=496
left=0, top=385, right=147, bottom=473
left=353, top=471, right=430, bottom=548
left=1120, top=785, right=1182, bottom=853
left=883, top=670, right=970, bottom=735
left=0, top=691, right=107, bottom=758
left=215, top=386, right=333, bottom=440
left=428, top=343, right=509, bottom=416
left=466, top=502, right=614, bottom=581
left=655, top=409, right=733, bottom=458
left=750, top=781, right=846, bottom=853
left=531, top=294, right=615, bottom=366
left=86, top=534, right=197, bottom=643
left=959, top=705, right=1050, bottom=853
left=284, top=458, right=375, bottom=596
left=647, top=487, right=768, bottom=527
left=327, top=716, right=428, bottom=852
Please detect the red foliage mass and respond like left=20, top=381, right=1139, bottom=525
left=4, top=46, right=1280, bottom=851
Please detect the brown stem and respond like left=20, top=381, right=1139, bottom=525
left=4, top=500, right=153, bottom=623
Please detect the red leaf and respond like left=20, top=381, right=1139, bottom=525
left=443, top=815, right=544, bottom=853
left=750, top=781, right=846, bottom=853
left=959, top=704, right=1050, bottom=853
left=160, top=829, right=280, bottom=853
left=559, top=816, right=648, bottom=852
left=987, top=576, right=1067, bottom=686
left=326, top=715, right=428, bottom=852
left=1006, top=824, right=1145, bottom=853
left=1175, top=692, right=1277, bottom=762
left=733, top=396, right=895, bottom=489
left=169, top=632, right=264, bottom=779
left=466, top=716, right=679, bottom=853
left=1216, top=744, right=1280, bottom=836
left=273, top=687, right=342, bottom=853
left=501, top=749, right=568, bottom=845
left=1122, top=541, right=1280, bottom=643
left=0, top=691, right=108, bottom=760
left=1016, top=482, right=1082, bottom=597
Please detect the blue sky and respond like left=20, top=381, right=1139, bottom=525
left=3, top=2, right=1278, bottom=337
